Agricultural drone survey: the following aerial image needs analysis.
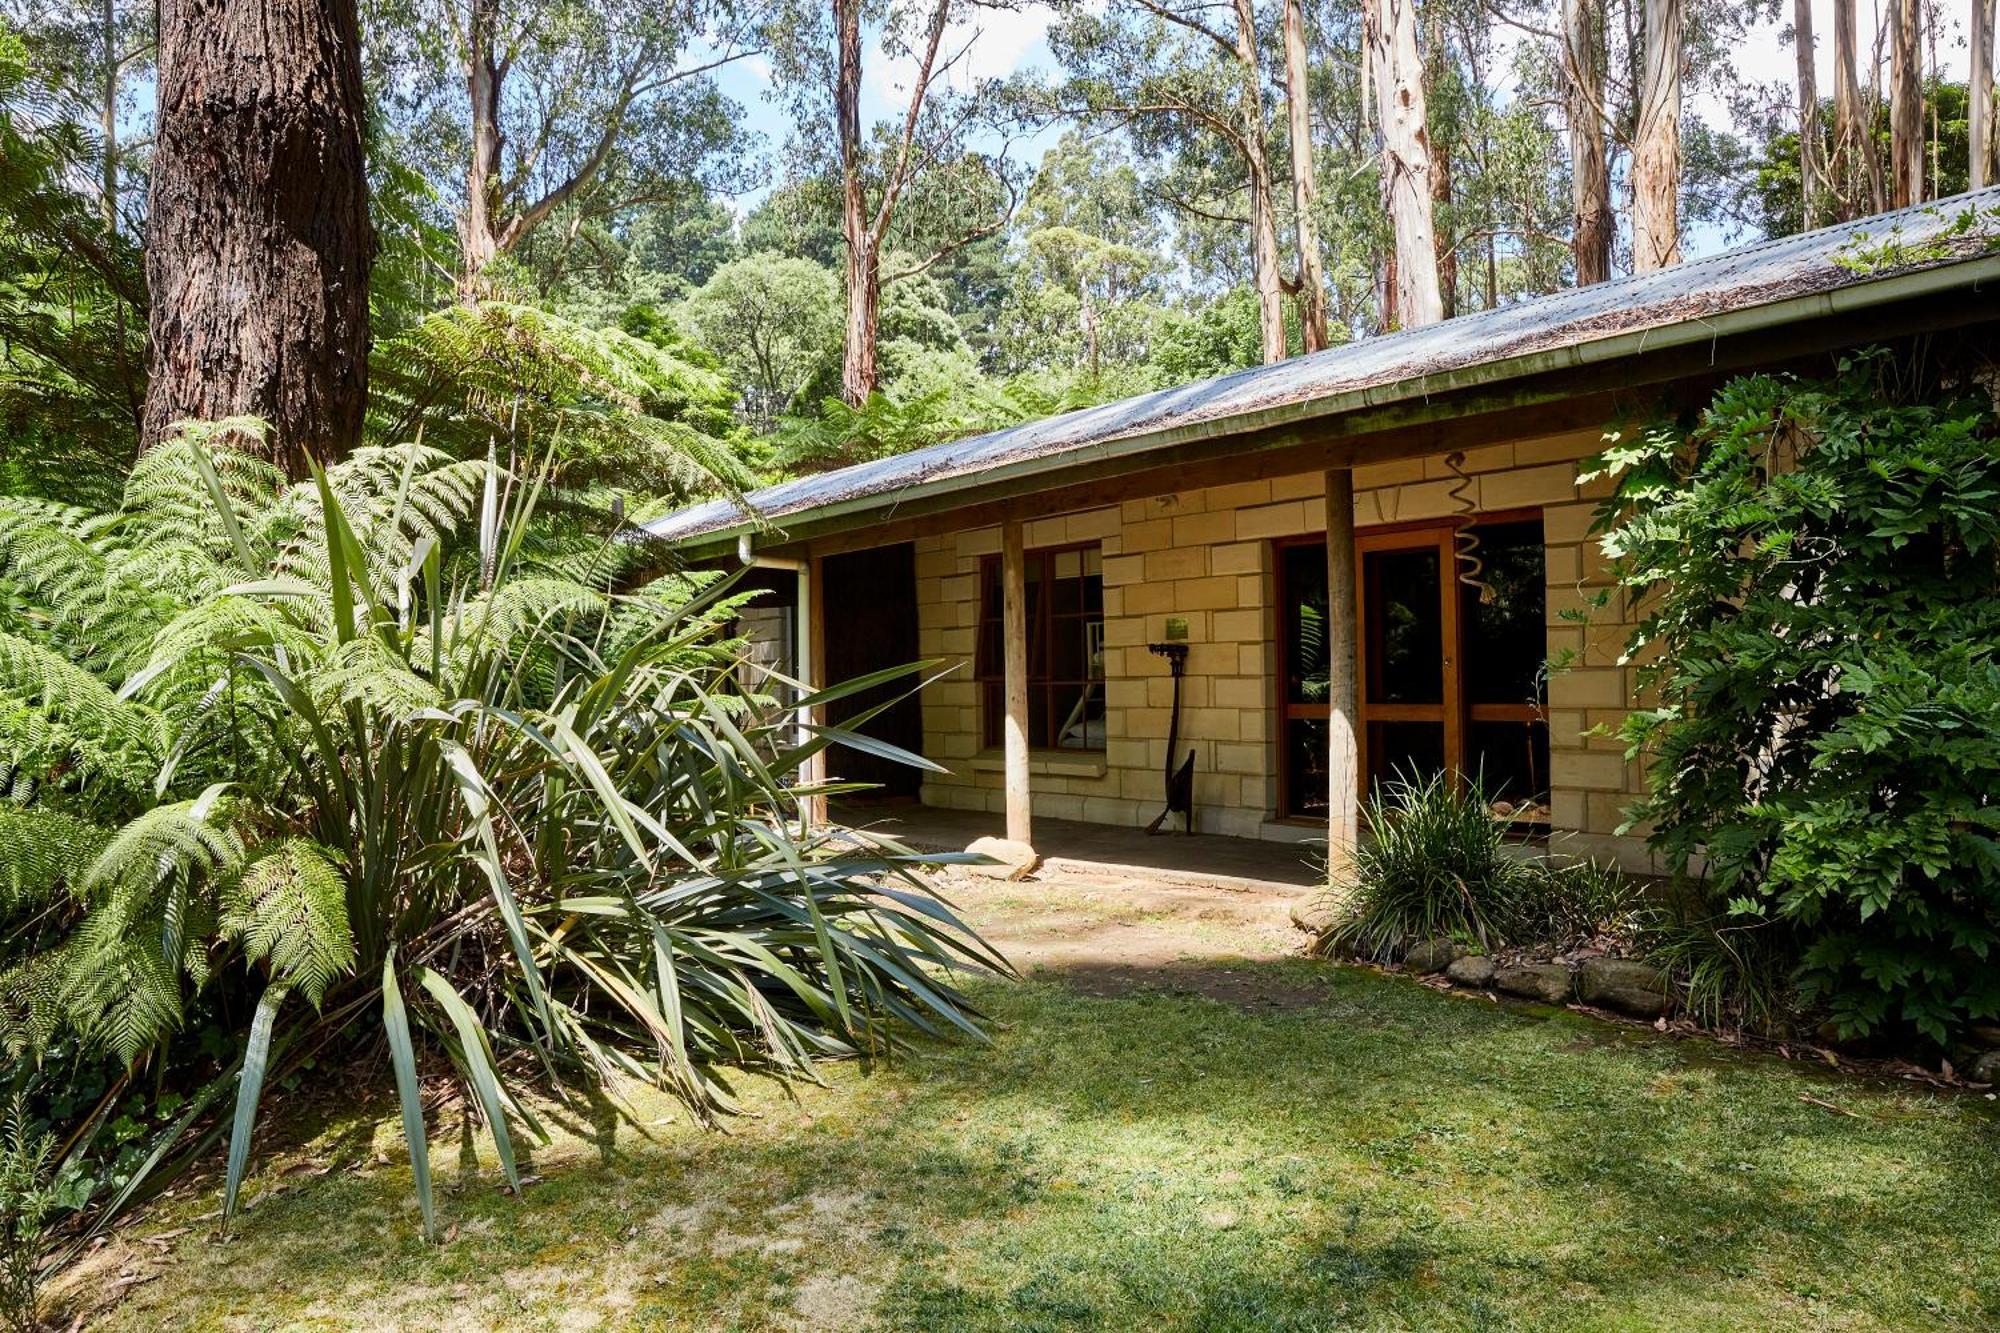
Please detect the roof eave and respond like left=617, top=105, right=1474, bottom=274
left=657, top=252, right=2000, bottom=561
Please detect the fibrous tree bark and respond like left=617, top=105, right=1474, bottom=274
left=1970, top=0, right=1994, bottom=192
left=1888, top=0, right=1923, bottom=207
left=1233, top=0, right=1288, bottom=363
left=1831, top=0, right=1883, bottom=216
left=1631, top=0, right=1682, bottom=272
left=1281, top=0, right=1329, bottom=352
left=1364, top=0, right=1442, bottom=328
left=1794, top=0, right=1826, bottom=227
left=1562, top=0, right=1611, bottom=284
left=143, top=0, right=373, bottom=476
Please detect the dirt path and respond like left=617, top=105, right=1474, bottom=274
left=939, top=865, right=1321, bottom=1007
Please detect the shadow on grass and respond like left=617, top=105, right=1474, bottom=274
left=77, top=957, right=2000, bottom=1331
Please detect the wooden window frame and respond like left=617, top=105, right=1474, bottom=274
left=1274, top=509, right=1547, bottom=819
left=975, top=542, right=1106, bottom=753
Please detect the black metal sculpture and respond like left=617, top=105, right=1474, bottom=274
left=1145, top=641, right=1196, bottom=835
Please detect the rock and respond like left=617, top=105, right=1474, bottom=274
left=1493, top=963, right=1575, bottom=1004
left=1401, top=939, right=1463, bottom=974
left=1968, top=1023, right=2000, bottom=1049
left=1290, top=895, right=1339, bottom=936
left=1970, top=1050, right=2000, bottom=1085
left=1445, top=955, right=1496, bottom=988
left=963, top=836, right=1040, bottom=881
left=1578, top=958, right=1672, bottom=1018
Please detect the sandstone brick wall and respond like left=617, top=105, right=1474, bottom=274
left=896, top=427, right=1651, bottom=865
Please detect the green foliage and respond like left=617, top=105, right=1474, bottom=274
left=679, top=254, right=844, bottom=431
left=0, top=1094, right=54, bottom=1333
left=1586, top=352, right=2000, bottom=1045
left=0, top=420, right=1002, bottom=1239
left=368, top=300, right=750, bottom=498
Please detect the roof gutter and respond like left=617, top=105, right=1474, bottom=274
left=664, top=254, right=2000, bottom=560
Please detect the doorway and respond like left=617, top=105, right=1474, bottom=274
left=1276, top=516, right=1550, bottom=823
left=819, top=543, right=924, bottom=801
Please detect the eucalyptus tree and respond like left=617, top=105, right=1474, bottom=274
left=0, top=0, right=153, bottom=233
left=143, top=0, right=373, bottom=474
left=1366, top=0, right=1443, bottom=323
left=370, top=0, right=760, bottom=296
left=1630, top=0, right=1680, bottom=269
left=1046, top=0, right=1289, bottom=361
left=1886, top=0, right=1922, bottom=207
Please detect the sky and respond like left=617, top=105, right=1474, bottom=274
left=707, top=0, right=1982, bottom=261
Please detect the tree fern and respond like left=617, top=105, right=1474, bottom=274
left=0, top=805, right=107, bottom=913
left=221, top=840, right=353, bottom=1007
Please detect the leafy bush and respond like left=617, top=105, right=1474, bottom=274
left=1587, top=351, right=2000, bottom=1044
left=0, top=1095, right=54, bottom=1333
left=0, top=421, right=1002, bottom=1240
left=1317, top=770, right=1545, bottom=960
left=1315, top=770, right=1632, bottom=960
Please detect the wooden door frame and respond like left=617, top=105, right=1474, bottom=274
left=1273, top=508, right=1543, bottom=817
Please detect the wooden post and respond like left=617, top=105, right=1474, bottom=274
left=1324, top=470, right=1360, bottom=869
left=1001, top=517, right=1033, bottom=847
left=802, top=554, right=829, bottom=831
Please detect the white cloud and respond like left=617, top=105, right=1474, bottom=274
left=867, top=2, right=1061, bottom=112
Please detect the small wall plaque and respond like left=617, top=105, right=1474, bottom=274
left=1164, top=616, right=1189, bottom=642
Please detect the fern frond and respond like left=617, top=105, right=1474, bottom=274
left=0, top=803, right=108, bottom=912
left=221, top=839, right=354, bottom=1006
left=312, top=635, right=443, bottom=719
left=0, top=630, right=159, bottom=789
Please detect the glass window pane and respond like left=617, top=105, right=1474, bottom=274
left=1281, top=543, right=1330, bottom=706
left=1048, top=681, right=1105, bottom=750
left=1285, top=718, right=1328, bottom=818
left=1461, top=520, right=1548, bottom=706
left=1368, top=721, right=1445, bottom=790
left=1368, top=548, right=1443, bottom=705
left=1467, top=721, right=1550, bottom=819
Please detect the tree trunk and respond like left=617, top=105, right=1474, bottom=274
left=461, top=0, right=504, bottom=296
left=99, top=0, right=118, bottom=232
left=1431, top=136, right=1455, bottom=318
left=1976, top=0, right=1996, bottom=192
left=1795, top=0, right=1825, bottom=227
left=1563, top=0, right=1611, bottom=284
left=1365, top=0, right=1442, bottom=328
left=143, top=0, right=373, bottom=477
left=1831, top=0, right=1883, bottom=217
left=1631, top=0, right=1682, bottom=272
left=1888, top=0, right=1923, bottom=207
left=1282, top=0, right=1330, bottom=353
left=1232, top=0, right=1287, bottom=364
left=837, top=0, right=878, bottom=405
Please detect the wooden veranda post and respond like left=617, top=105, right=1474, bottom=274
left=1001, top=517, right=1033, bottom=847
left=1324, top=470, right=1360, bottom=869
left=802, top=554, right=829, bottom=830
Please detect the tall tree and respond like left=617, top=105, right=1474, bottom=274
left=1793, top=0, right=1825, bottom=227
left=1281, top=0, right=1329, bottom=351
left=1562, top=0, right=1612, bottom=283
left=1830, top=0, right=1882, bottom=216
left=1047, top=0, right=1289, bottom=358
left=1630, top=0, right=1681, bottom=271
left=1970, top=0, right=1994, bottom=192
left=143, top=0, right=373, bottom=474
left=768, top=0, right=1014, bottom=404
left=380, top=0, right=756, bottom=295
left=1887, top=0, right=1923, bottom=207
left=1229, top=0, right=1287, bottom=361
left=1365, top=0, right=1442, bottom=326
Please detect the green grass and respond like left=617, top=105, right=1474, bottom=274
left=70, top=961, right=2000, bottom=1330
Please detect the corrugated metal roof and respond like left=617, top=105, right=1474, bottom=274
left=646, top=189, right=2000, bottom=547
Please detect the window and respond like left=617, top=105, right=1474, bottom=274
left=976, top=544, right=1105, bottom=751
left=1275, top=517, right=1549, bottom=824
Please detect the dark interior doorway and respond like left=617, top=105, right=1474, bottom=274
left=820, top=543, right=924, bottom=800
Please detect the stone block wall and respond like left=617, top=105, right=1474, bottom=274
left=896, top=427, right=1651, bottom=863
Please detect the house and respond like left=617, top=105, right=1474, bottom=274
left=645, top=191, right=2000, bottom=874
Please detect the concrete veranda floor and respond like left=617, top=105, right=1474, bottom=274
left=829, top=799, right=1325, bottom=891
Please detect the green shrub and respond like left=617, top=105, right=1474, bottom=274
left=0, top=421, right=1003, bottom=1241
left=1586, top=350, right=2000, bottom=1044
left=1315, top=770, right=1545, bottom=960
left=0, top=1095, right=55, bottom=1333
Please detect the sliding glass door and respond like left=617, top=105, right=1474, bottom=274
left=1277, top=517, right=1550, bottom=823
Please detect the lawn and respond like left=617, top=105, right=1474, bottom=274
left=62, top=876, right=2000, bottom=1331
